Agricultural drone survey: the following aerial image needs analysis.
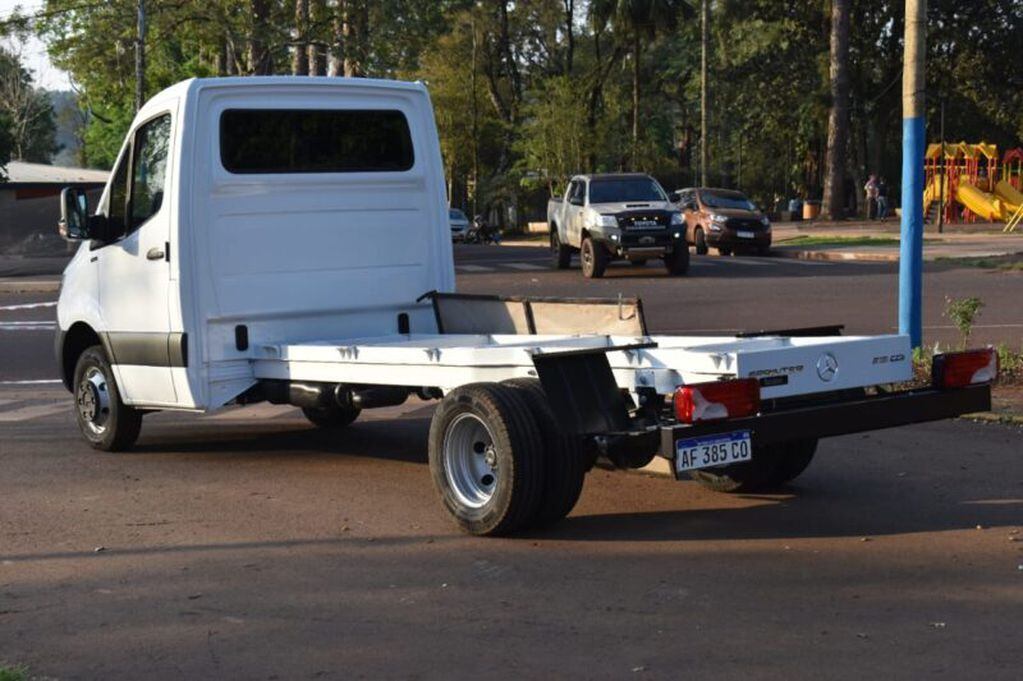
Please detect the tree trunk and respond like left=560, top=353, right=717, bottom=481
left=308, top=0, right=328, bottom=75
left=631, top=32, right=640, bottom=169
left=248, top=0, right=272, bottom=75
left=342, top=0, right=367, bottom=77
left=823, top=0, right=851, bottom=220
left=328, top=0, right=345, bottom=76
left=562, top=0, right=574, bottom=75
left=700, top=0, right=709, bottom=187
left=134, top=0, right=146, bottom=112
left=293, top=0, right=309, bottom=76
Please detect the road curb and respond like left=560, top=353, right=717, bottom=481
left=771, top=248, right=900, bottom=263
left=498, top=239, right=548, bottom=248
left=0, top=279, right=61, bottom=294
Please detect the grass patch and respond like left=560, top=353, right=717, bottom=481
left=935, top=254, right=1023, bottom=271
left=779, top=235, right=942, bottom=248
left=0, top=665, right=28, bottom=681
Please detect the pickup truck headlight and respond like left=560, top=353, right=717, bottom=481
left=709, top=213, right=728, bottom=224
left=760, top=216, right=771, bottom=229
left=597, top=214, right=619, bottom=228
left=670, top=212, right=684, bottom=226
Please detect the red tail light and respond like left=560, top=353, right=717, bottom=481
left=674, top=378, right=761, bottom=424
left=932, top=348, right=999, bottom=389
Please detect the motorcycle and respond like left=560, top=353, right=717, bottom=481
left=464, top=215, right=501, bottom=245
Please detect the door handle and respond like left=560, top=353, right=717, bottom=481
left=146, top=247, right=165, bottom=261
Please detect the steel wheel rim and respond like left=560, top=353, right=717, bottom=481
left=76, top=365, right=111, bottom=436
left=582, top=242, right=593, bottom=273
left=443, top=413, right=498, bottom=509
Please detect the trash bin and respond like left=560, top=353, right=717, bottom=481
left=803, top=200, right=821, bottom=220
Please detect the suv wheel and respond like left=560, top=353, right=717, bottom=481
left=551, top=229, right=572, bottom=269
left=694, top=228, right=708, bottom=255
left=580, top=237, right=607, bottom=278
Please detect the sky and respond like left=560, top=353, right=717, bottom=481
left=0, top=0, right=73, bottom=90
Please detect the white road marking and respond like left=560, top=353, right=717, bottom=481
left=0, top=322, right=58, bottom=331
left=0, top=402, right=69, bottom=422
left=0, top=379, right=63, bottom=385
left=456, top=264, right=496, bottom=273
left=505, top=262, right=547, bottom=271
left=203, top=403, right=298, bottom=421
left=0, top=301, right=58, bottom=312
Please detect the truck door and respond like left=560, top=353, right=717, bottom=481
left=568, top=180, right=586, bottom=245
left=96, top=112, right=179, bottom=407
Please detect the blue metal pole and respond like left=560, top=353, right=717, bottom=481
left=899, top=0, right=926, bottom=349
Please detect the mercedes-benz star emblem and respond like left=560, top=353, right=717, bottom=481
left=816, top=352, right=839, bottom=382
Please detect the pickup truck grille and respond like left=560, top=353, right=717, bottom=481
left=620, top=232, right=671, bottom=248
left=618, top=211, right=671, bottom=230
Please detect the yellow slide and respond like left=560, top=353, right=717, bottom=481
left=956, top=181, right=1005, bottom=221
left=994, top=180, right=1023, bottom=213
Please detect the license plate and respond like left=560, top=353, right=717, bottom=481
left=675, top=430, right=752, bottom=473
left=737, top=230, right=755, bottom=239
left=631, top=220, right=658, bottom=228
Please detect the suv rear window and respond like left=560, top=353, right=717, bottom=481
left=220, top=109, right=414, bottom=174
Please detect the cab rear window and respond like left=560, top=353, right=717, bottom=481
left=220, top=109, right=414, bottom=174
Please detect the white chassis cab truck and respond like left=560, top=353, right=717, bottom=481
left=56, top=77, right=997, bottom=536
left=546, top=173, right=689, bottom=278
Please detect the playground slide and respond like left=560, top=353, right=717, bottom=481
left=956, top=181, right=1004, bottom=221
left=994, top=180, right=1023, bottom=212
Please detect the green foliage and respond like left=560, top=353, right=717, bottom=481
left=0, top=47, right=59, bottom=163
left=944, top=296, right=985, bottom=349
left=0, top=664, right=28, bottom=681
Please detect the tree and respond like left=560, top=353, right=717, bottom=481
left=589, top=0, right=690, bottom=168
left=823, top=0, right=850, bottom=220
left=0, top=111, right=13, bottom=181
left=0, top=47, right=58, bottom=163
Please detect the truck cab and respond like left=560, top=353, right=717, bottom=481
left=546, top=173, right=689, bottom=278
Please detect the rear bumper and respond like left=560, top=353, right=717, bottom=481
left=706, top=228, right=771, bottom=248
left=658, top=384, right=991, bottom=458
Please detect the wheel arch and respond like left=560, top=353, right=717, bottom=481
left=59, top=322, right=104, bottom=392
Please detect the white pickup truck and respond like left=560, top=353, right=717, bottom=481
left=55, top=77, right=996, bottom=536
left=547, top=173, right=689, bottom=278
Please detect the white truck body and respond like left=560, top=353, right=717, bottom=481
left=54, top=77, right=992, bottom=536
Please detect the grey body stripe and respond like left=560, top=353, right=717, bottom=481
left=102, top=332, right=188, bottom=368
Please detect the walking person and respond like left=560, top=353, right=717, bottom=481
left=864, top=175, right=879, bottom=220
left=876, top=177, right=889, bottom=221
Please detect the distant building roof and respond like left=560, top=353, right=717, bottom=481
left=3, top=161, right=108, bottom=185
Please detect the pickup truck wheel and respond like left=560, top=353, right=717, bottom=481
left=551, top=231, right=572, bottom=269
left=429, top=383, right=544, bottom=536
left=73, top=345, right=142, bottom=452
left=694, top=228, right=709, bottom=255
left=302, top=403, right=361, bottom=428
left=580, top=237, right=607, bottom=278
left=689, top=439, right=818, bottom=492
left=503, top=378, right=586, bottom=528
left=664, top=245, right=690, bottom=276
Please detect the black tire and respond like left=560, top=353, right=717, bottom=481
left=717, top=246, right=732, bottom=256
left=689, top=439, right=818, bottom=493
left=580, top=237, right=607, bottom=278
left=694, top=228, right=709, bottom=255
left=551, top=229, right=572, bottom=269
left=503, top=378, right=586, bottom=528
left=428, top=383, right=545, bottom=536
left=302, top=403, right=361, bottom=428
left=72, top=345, right=142, bottom=452
left=664, top=244, right=690, bottom=276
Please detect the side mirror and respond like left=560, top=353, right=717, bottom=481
left=668, top=191, right=681, bottom=203
left=59, top=187, right=92, bottom=241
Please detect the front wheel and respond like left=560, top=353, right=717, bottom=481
left=580, top=237, right=608, bottom=278
left=73, top=345, right=142, bottom=451
left=689, top=439, right=818, bottom=493
left=664, top=245, right=690, bottom=276
left=694, top=228, right=708, bottom=255
left=428, top=383, right=545, bottom=536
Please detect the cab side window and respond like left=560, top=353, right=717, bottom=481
left=129, top=114, right=171, bottom=231
left=106, top=148, right=131, bottom=237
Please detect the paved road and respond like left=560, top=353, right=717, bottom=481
left=1, top=246, right=1021, bottom=679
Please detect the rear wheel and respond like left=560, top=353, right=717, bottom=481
left=717, top=246, right=732, bottom=256
left=664, top=245, right=690, bottom=276
left=503, top=378, right=587, bottom=528
left=73, top=345, right=142, bottom=451
left=689, top=439, right=818, bottom=493
left=428, top=383, right=545, bottom=536
left=694, top=228, right=708, bottom=255
left=302, top=403, right=361, bottom=429
left=580, top=237, right=608, bottom=279
left=551, top=229, right=572, bottom=269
